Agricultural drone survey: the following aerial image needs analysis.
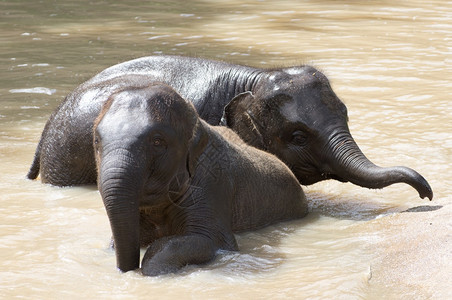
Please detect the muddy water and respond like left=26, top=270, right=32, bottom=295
left=1, top=0, right=450, bottom=298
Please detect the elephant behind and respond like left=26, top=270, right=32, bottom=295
left=27, top=55, right=432, bottom=200
left=92, top=79, right=308, bottom=275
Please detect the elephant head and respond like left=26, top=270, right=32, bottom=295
left=93, top=83, right=207, bottom=272
left=222, top=66, right=433, bottom=200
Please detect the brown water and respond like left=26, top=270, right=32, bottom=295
left=1, top=0, right=451, bottom=298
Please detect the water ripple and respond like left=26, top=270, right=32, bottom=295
left=9, top=87, right=56, bottom=95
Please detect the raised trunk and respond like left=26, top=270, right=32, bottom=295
left=326, top=130, right=433, bottom=200
left=98, top=150, right=142, bottom=272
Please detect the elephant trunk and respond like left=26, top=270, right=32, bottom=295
left=326, top=130, right=433, bottom=200
left=98, top=148, right=143, bottom=272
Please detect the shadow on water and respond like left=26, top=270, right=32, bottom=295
left=305, top=190, right=444, bottom=221
left=402, top=205, right=443, bottom=213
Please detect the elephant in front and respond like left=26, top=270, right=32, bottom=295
left=92, top=79, right=308, bottom=275
left=27, top=55, right=432, bottom=200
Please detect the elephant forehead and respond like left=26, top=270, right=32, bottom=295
left=279, top=99, right=336, bottom=130
left=97, top=101, right=154, bottom=137
left=98, top=106, right=152, bottom=137
left=280, top=101, right=300, bottom=122
left=279, top=100, right=316, bottom=123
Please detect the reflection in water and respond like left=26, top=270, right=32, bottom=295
left=0, top=0, right=450, bottom=298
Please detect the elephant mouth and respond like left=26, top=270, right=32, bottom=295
left=328, top=173, right=348, bottom=183
left=143, top=174, right=192, bottom=206
left=139, top=204, right=165, bottom=215
left=293, top=169, right=348, bottom=186
left=168, top=179, right=193, bottom=205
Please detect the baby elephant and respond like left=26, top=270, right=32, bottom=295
left=93, top=79, right=308, bottom=276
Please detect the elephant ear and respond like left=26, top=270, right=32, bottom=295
left=220, top=91, right=252, bottom=127
left=220, top=91, right=266, bottom=149
left=186, top=120, right=209, bottom=177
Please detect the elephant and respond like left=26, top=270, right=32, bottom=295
left=27, top=55, right=433, bottom=200
left=92, top=79, right=308, bottom=275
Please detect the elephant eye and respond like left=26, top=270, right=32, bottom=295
left=150, top=136, right=167, bottom=156
left=152, top=137, right=165, bottom=147
left=291, top=131, right=308, bottom=146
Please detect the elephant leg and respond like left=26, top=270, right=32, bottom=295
left=141, top=235, right=216, bottom=276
